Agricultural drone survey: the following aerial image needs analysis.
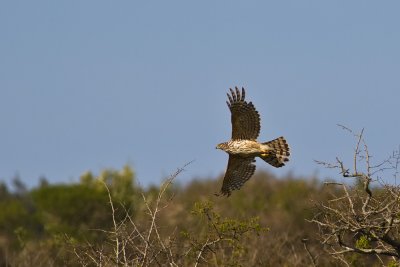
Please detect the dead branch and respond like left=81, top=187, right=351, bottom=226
left=312, top=126, right=400, bottom=265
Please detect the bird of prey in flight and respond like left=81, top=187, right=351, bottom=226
left=216, top=87, right=290, bottom=196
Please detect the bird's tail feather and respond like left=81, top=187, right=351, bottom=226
left=260, top=136, right=290, bottom=168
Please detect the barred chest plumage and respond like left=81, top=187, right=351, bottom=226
left=222, top=140, right=270, bottom=156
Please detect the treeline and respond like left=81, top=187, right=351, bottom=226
left=0, top=165, right=390, bottom=266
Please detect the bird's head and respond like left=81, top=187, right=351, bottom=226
left=216, top=142, right=228, bottom=151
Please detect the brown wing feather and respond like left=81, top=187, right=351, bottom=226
left=227, top=87, right=261, bottom=140
left=219, top=155, right=256, bottom=196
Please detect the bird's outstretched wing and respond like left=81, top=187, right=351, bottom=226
left=219, top=155, right=256, bottom=196
left=226, top=87, right=261, bottom=140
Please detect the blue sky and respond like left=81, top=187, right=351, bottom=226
left=1, top=1, right=400, bottom=188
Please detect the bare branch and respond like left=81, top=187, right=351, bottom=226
left=302, top=239, right=317, bottom=267
left=312, top=126, right=400, bottom=265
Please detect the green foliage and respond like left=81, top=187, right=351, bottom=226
left=0, top=200, right=30, bottom=232
left=355, top=235, right=371, bottom=250
left=0, top=165, right=141, bottom=266
left=0, top=182, right=9, bottom=199
left=27, top=165, right=139, bottom=241
left=31, top=184, right=111, bottom=240
left=80, top=165, right=140, bottom=208
left=184, top=201, right=268, bottom=266
left=0, top=198, right=41, bottom=248
left=388, top=260, right=400, bottom=267
left=0, top=166, right=390, bottom=266
left=191, top=201, right=267, bottom=236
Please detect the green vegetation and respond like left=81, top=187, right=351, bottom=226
left=0, top=162, right=398, bottom=266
